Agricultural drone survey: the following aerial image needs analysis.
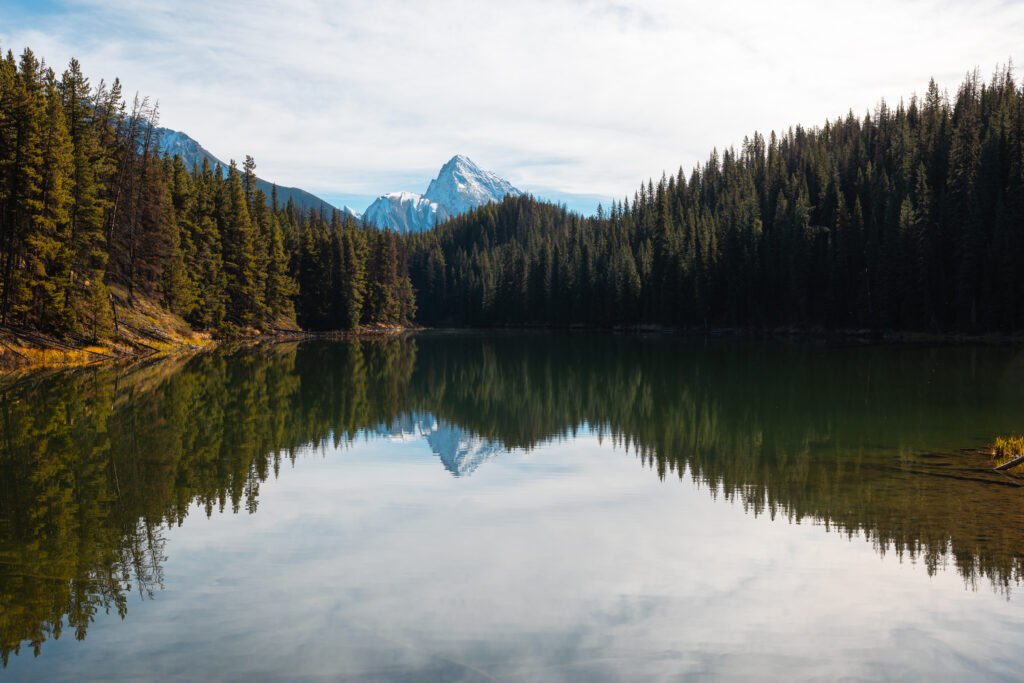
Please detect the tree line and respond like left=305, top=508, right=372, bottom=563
left=4, top=44, right=1023, bottom=337
left=0, top=46, right=413, bottom=340
left=407, top=66, right=1024, bottom=333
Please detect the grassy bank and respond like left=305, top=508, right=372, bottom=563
left=0, top=288, right=417, bottom=375
left=0, top=285, right=213, bottom=373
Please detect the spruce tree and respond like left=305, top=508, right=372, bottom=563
left=220, top=160, right=260, bottom=324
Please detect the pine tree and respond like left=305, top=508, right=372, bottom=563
left=1, top=49, right=46, bottom=326
left=29, top=69, right=74, bottom=330
left=220, top=160, right=260, bottom=324
left=58, top=58, right=110, bottom=332
left=264, top=213, right=296, bottom=322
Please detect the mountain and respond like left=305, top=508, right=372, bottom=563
left=372, top=412, right=506, bottom=476
left=425, top=422, right=506, bottom=477
left=362, top=155, right=522, bottom=233
left=158, top=128, right=221, bottom=170
left=362, top=192, right=442, bottom=234
left=424, top=154, right=521, bottom=216
left=155, top=126, right=346, bottom=216
left=156, top=130, right=519, bottom=228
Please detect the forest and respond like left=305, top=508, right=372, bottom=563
left=2, top=43, right=1023, bottom=339
left=0, top=46, right=413, bottom=342
left=408, top=66, right=1024, bottom=333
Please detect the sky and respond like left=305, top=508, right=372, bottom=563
left=2, top=0, right=1023, bottom=215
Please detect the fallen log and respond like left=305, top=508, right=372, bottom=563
left=994, top=454, right=1024, bottom=471
left=0, top=338, right=28, bottom=359
left=115, top=319, right=174, bottom=342
left=3, top=326, right=117, bottom=359
left=115, top=332, right=158, bottom=353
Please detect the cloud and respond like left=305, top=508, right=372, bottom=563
left=2, top=0, right=1023, bottom=211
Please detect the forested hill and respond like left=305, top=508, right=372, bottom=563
left=156, top=126, right=343, bottom=215
left=3, top=44, right=1023, bottom=344
left=0, top=46, right=413, bottom=344
left=408, top=67, right=1024, bottom=333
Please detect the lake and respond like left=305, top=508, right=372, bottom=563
left=2, top=332, right=1024, bottom=681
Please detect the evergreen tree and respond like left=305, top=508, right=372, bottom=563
left=220, top=160, right=260, bottom=324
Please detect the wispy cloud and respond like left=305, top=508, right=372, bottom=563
left=2, top=0, right=1022, bottom=213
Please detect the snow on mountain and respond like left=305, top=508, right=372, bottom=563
left=425, top=423, right=506, bottom=477
left=374, top=412, right=438, bottom=440
left=362, top=155, right=521, bottom=233
left=370, top=412, right=506, bottom=477
left=424, top=154, right=522, bottom=217
left=155, top=128, right=519, bottom=232
left=362, top=191, right=443, bottom=234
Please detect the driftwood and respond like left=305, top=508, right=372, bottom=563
left=2, top=326, right=117, bottom=359
left=117, top=320, right=174, bottom=344
left=113, top=330, right=158, bottom=353
left=994, top=454, right=1024, bottom=471
left=0, top=337, right=28, bottom=359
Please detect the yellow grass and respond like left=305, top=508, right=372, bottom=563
left=0, top=285, right=216, bottom=373
left=992, top=435, right=1024, bottom=470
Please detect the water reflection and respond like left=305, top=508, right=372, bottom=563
left=2, top=333, right=1024, bottom=666
left=374, top=413, right=506, bottom=476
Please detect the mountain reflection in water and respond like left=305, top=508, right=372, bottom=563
left=2, top=332, right=1024, bottom=667
left=374, top=412, right=506, bottom=476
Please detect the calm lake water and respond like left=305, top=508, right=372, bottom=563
left=3, top=333, right=1024, bottom=681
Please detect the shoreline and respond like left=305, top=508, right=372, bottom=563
left=4, top=321, right=1020, bottom=376
left=415, top=323, right=1024, bottom=346
left=0, top=324, right=419, bottom=376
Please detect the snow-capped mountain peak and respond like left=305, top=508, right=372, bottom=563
left=425, top=422, right=506, bottom=477
left=369, top=412, right=506, bottom=476
left=424, top=154, right=521, bottom=217
left=361, top=155, right=522, bottom=233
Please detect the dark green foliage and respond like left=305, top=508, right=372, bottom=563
left=220, top=160, right=261, bottom=323
left=59, top=59, right=113, bottom=337
left=364, top=229, right=415, bottom=326
left=0, top=45, right=407, bottom=337
left=408, top=66, right=1024, bottom=333
left=289, top=209, right=410, bottom=331
left=6, top=45, right=1023, bottom=337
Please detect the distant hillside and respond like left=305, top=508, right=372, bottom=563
left=156, top=127, right=349, bottom=216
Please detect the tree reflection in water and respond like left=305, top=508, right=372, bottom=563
left=3, top=333, right=1024, bottom=663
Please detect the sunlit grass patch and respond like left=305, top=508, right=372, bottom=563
left=0, top=343, right=111, bottom=370
left=992, top=435, right=1024, bottom=470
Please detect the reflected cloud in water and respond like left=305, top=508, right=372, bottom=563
left=3, top=333, right=1024, bottom=679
